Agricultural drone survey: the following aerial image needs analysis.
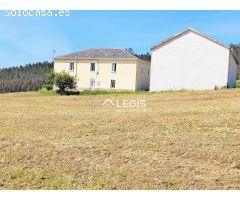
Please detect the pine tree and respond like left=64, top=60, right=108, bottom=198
left=0, top=61, right=53, bottom=93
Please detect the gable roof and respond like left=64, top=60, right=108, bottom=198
left=55, top=48, right=140, bottom=60
left=151, top=28, right=230, bottom=51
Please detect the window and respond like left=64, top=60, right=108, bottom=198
left=69, top=62, right=74, bottom=71
left=141, top=65, right=144, bottom=74
left=110, top=80, right=116, bottom=89
left=90, top=62, right=95, bottom=72
left=112, top=62, right=117, bottom=73
left=148, top=68, right=150, bottom=75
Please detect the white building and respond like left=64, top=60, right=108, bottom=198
left=150, top=28, right=238, bottom=91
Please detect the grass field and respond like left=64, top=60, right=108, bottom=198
left=1, top=89, right=240, bottom=189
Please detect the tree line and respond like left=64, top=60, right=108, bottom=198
left=230, top=44, right=240, bottom=64
left=125, top=48, right=151, bottom=61
left=0, top=61, right=53, bottom=93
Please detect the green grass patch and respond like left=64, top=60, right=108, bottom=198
left=79, top=89, right=148, bottom=96
left=36, top=88, right=149, bottom=96
left=37, top=88, right=57, bottom=95
left=36, top=87, right=240, bottom=97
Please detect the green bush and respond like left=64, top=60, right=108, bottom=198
left=54, top=72, right=76, bottom=95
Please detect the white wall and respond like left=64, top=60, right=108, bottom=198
left=228, top=53, right=238, bottom=88
left=150, top=31, right=231, bottom=91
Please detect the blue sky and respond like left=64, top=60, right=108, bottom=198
left=0, top=10, right=240, bottom=68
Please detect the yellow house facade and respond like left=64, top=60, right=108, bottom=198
left=54, top=49, right=150, bottom=91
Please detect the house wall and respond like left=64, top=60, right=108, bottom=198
left=150, top=31, right=231, bottom=91
left=135, top=60, right=151, bottom=90
left=228, top=53, right=238, bottom=88
left=54, top=59, right=140, bottom=91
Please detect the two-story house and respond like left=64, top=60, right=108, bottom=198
left=54, top=48, right=150, bottom=91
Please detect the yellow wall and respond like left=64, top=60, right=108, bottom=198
left=54, top=59, right=150, bottom=91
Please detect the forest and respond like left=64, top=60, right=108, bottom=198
left=0, top=61, right=53, bottom=93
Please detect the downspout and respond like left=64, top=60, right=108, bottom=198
left=96, top=59, right=100, bottom=88
left=97, top=59, right=100, bottom=76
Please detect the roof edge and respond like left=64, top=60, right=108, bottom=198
left=54, top=56, right=150, bottom=63
left=54, top=57, right=138, bottom=60
left=151, top=28, right=230, bottom=51
left=55, top=48, right=138, bottom=60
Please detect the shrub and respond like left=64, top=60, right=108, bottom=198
left=54, top=72, right=76, bottom=95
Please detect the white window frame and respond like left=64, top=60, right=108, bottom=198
left=69, top=62, right=74, bottom=71
left=111, top=62, right=117, bottom=73
left=110, top=79, right=116, bottom=89
left=90, top=62, right=96, bottom=72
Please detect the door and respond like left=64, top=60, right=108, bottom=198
left=90, top=79, right=95, bottom=89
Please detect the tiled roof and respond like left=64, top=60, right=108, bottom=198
left=55, top=48, right=138, bottom=60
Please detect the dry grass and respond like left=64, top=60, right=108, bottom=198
left=1, top=89, right=240, bottom=189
